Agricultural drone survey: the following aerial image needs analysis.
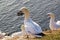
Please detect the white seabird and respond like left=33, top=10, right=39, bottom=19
left=47, top=13, right=60, bottom=30
left=17, top=7, right=45, bottom=37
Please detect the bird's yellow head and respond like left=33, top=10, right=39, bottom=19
left=47, top=13, right=55, bottom=18
left=17, top=7, right=29, bottom=16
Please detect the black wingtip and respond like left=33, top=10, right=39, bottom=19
left=36, top=33, right=45, bottom=36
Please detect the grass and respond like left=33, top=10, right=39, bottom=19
left=20, top=30, right=60, bottom=40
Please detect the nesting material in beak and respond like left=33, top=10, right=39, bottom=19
left=17, top=11, right=24, bottom=16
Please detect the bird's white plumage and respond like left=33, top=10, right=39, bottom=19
left=24, top=18, right=42, bottom=34
left=11, top=32, right=23, bottom=37
left=56, top=21, right=60, bottom=25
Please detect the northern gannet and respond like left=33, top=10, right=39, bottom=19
left=17, top=7, right=45, bottom=37
left=47, top=13, right=60, bottom=30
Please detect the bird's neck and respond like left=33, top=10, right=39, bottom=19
left=50, top=15, right=55, bottom=24
left=50, top=17, right=55, bottom=23
left=24, top=11, right=30, bottom=20
left=49, top=17, right=55, bottom=30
